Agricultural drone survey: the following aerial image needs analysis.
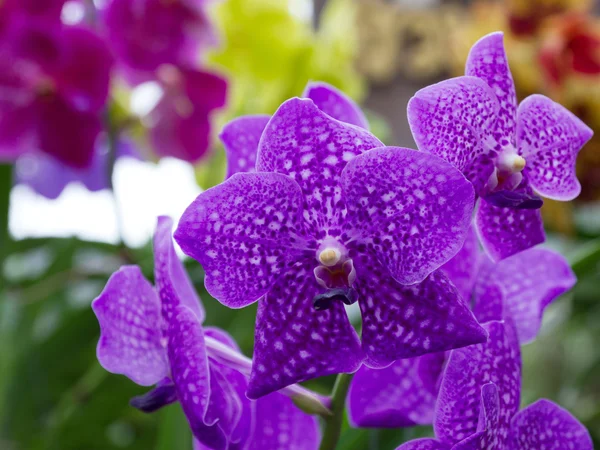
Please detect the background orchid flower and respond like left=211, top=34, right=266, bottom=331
left=397, top=320, right=592, bottom=450
left=15, top=138, right=139, bottom=199
left=92, top=216, right=320, bottom=450
left=348, top=231, right=576, bottom=428
left=408, top=31, right=593, bottom=261
left=176, top=84, right=487, bottom=399
left=0, top=12, right=112, bottom=168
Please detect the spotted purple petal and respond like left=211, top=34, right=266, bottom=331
left=451, top=383, right=501, bottom=450
left=440, top=227, right=481, bottom=303
left=474, top=248, right=576, bottom=344
left=434, top=321, right=521, bottom=448
left=507, top=399, right=593, bottom=450
left=407, top=76, right=499, bottom=196
left=348, top=357, right=437, bottom=428
left=167, top=305, right=226, bottom=449
left=475, top=192, right=545, bottom=262
left=92, top=266, right=168, bottom=387
left=154, top=216, right=205, bottom=323
left=221, top=115, right=270, bottom=178
left=302, top=81, right=369, bottom=130
left=355, top=255, right=487, bottom=368
left=247, top=260, right=362, bottom=399
left=246, top=392, right=320, bottom=450
left=517, top=94, right=593, bottom=201
left=175, top=172, right=309, bottom=308
left=256, top=97, right=383, bottom=235
left=342, top=147, right=475, bottom=285
left=465, top=32, right=517, bottom=142
left=396, top=439, right=448, bottom=450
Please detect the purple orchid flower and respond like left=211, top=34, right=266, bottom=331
left=92, top=216, right=320, bottom=450
left=220, top=82, right=369, bottom=179
left=175, top=81, right=487, bottom=399
left=16, top=137, right=139, bottom=199
left=396, top=320, right=592, bottom=450
left=407, top=32, right=593, bottom=261
left=0, top=16, right=112, bottom=168
left=101, top=0, right=217, bottom=78
left=146, top=64, right=227, bottom=163
left=348, top=231, right=576, bottom=428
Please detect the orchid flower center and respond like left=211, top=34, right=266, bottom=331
left=312, top=243, right=357, bottom=310
left=486, top=143, right=526, bottom=193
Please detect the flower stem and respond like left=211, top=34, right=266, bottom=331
left=318, top=372, right=354, bottom=450
left=204, top=336, right=332, bottom=416
left=0, top=164, right=11, bottom=290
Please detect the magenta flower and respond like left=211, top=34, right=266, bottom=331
left=408, top=32, right=593, bottom=261
left=147, top=65, right=227, bottom=163
left=175, top=82, right=486, bottom=399
left=101, top=0, right=217, bottom=77
left=0, top=18, right=112, bottom=168
left=396, top=320, right=592, bottom=450
left=348, top=231, right=576, bottom=429
left=92, top=216, right=320, bottom=450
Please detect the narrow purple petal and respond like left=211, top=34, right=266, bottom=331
left=256, top=97, right=383, bottom=235
left=342, top=147, right=475, bottom=285
left=452, top=383, right=501, bottom=450
left=247, top=260, right=363, bottom=399
left=221, top=115, right=270, bottom=178
left=440, top=227, right=481, bottom=303
left=154, top=216, right=205, bottom=323
left=348, top=357, right=437, bottom=428
left=92, top=266, right=168, bottom=386
left=465, top=32, right=518, bottom=142
left=474, top=248, right=576, bottom=344
left=396, top=439, right=448, bottom=450
left=167, top=306, right=226, bottom=450
left=475, top=194, right=545, bottom=262
left=517, top=94, right=593, bottom=201
left=508, top=399, right=593, bottom=450
left=247, top=392, right=320, bottom=450
left=407, top=76, right=498, bottom=195
left=435, top=321, right=521, bottom=448
left=175, top=172, right=309, bottom=308
left=355, top=255, right=487, bottom=368
left=302, top=81, right=369, bottom=129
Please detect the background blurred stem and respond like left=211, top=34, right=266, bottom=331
left=0, top=164, right=11, bottom=290
left=319, top=372, right=353, bottom=450
left=570, top=237, right=600, bottom=278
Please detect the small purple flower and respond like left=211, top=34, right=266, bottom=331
left=101, top=0, right=217, bottom=77
left=16, top=137, right=139, bottom=199
left=92, top=216, right=320, bottom=450
left=396, top=320, right=592, bottom=450
left=147, top=64, right=227, bottom=163
left=0, top=18, right=112, bottom=168
left=408, top=32, right=593, bottom=261
left=348, top=232, right=576, bottom=428
left=176, top=82, right=486, bottom=398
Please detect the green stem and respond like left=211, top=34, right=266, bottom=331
left=318, top=372, right=354, bottom=450
left=0, top=164, right=12, bottom=291
left=569, top=237, right=600, bottom=278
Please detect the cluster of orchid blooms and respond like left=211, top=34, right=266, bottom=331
left=0, top=0, right=225, bottom=198
left=91, top=31, right=595, bottom=449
